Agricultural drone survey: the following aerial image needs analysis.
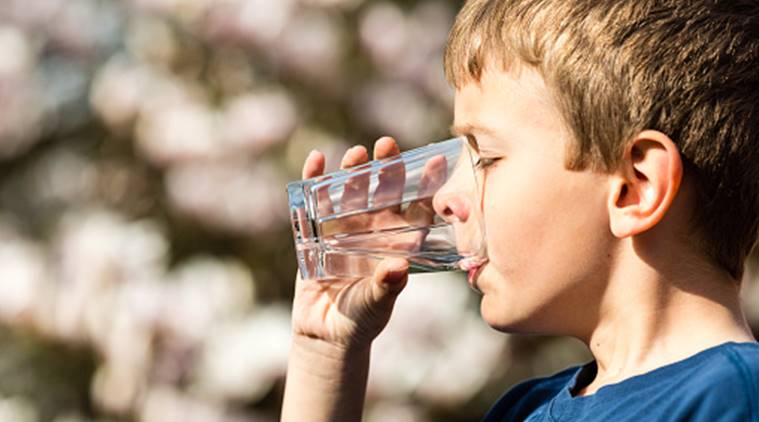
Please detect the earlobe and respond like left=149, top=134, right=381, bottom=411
left=608, top=131, right=683, bottom=238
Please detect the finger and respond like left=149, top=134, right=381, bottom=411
left=418, top=155, right=448, bottom=198
left=369, top=257, right=409, bottom=301
left=302, top=149, right=326, bottom=179
left=372, top=137, right=405, bottom=212
left=372, top=136, right=400, bottom=160
left=302, top=149, right=334, bottom=215
left=406, top=154, right=447, bottom=225
left=340, top=145, right=369, bottom=169
left=340, top=146, right=371, bottom=212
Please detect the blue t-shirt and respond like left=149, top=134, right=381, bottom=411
left=484, top=341, right=759, bottom=421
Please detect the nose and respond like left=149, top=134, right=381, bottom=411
left=432, top=188, right=471, bottom=223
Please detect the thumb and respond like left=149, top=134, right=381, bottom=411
left=369, top=257, right=409, bottom=304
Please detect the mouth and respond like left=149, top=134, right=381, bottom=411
left=460, top=257, right=487, bottom=293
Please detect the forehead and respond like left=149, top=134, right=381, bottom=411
left=452, top=67, right=564, bottom=138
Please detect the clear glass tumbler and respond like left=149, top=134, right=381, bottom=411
left=287, top=136, right=487, bottom=280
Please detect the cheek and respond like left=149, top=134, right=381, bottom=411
left=476, top=167, right=612, bottom=332
left=480, top=165, right=610, bottom=285
left=481, top=169, right=550, bottom=270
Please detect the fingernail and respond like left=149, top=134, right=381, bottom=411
left=307, top=149, right=319, bottom=159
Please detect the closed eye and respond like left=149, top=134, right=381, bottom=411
left=475, top=156, right=502, bottom=170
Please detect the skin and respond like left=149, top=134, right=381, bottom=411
left=282, top=139, right=411, bottom=422
left=281, top=66, right=756, bottom=421
left=450, top=66, right=755, bottom=394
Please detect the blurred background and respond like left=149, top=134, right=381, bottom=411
left=0, top=0, right=758, bottom=421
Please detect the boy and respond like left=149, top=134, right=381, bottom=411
left=282, top=0, right=759, bottom=420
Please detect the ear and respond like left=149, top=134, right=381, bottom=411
left=608, top=130, right=683, bottom=238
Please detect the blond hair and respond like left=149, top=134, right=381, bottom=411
left=445, top=0, right=759, bottom=280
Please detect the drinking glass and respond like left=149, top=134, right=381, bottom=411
left=287, top=136, right=487, bottom=280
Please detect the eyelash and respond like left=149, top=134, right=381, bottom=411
left=475, top=156, right=501, bottom=169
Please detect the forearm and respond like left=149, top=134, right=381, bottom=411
left=281, top=335, right=371, bottom=422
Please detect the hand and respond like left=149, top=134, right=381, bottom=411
left=282, top=137, right=447, bottom=422
left=291, top=137, right=415, bottom=351
left=315, top=139, right=448, bottom=276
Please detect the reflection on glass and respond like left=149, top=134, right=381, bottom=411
left=287, top=137, right=487, bottom=280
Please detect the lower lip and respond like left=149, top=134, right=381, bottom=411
left=467, top=265, right=484, bottom=290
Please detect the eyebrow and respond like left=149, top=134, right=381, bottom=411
left=450, top=122, right=496, bottom=136
left=449, top=122, right=496, bottom=151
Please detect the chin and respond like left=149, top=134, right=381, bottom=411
left=480, top=295, right=520, bottom=332
left=479, top=293, right=545, bottom=334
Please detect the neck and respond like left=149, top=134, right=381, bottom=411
left=576, top=243, right=755, bottom=396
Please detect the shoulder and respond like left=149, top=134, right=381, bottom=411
left=717, top=341, right=759, bottom=374
left=483, top=364, right=583, bottom=422
left=688, top=342, right=759, bottom=389
left=668, top=342, right=759, bottom=422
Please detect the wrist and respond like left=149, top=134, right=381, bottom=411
left=283, top=334, right=372, bottom=422
left=289, top=334, right=371, bottom=378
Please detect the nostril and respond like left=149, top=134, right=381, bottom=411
left=433, top=194, right=470, bottom=222
left=432, top=193, right=451, bottom=220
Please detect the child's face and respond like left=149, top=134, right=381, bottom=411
left=451, top=68, right=616, bottom=334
